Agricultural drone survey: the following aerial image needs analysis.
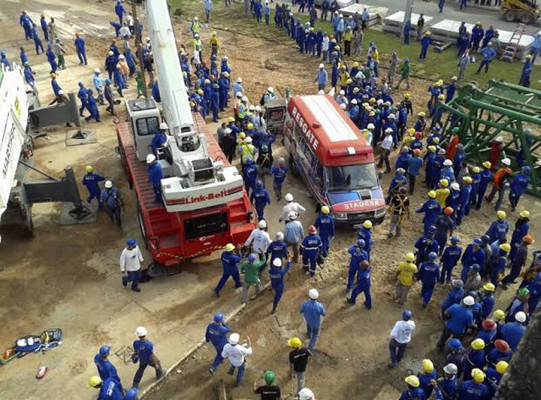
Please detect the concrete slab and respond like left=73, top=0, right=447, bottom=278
left=429, top=19, right=474, bottom=40
left=383, top=11, right=434, bottom=37
left=339, top=4, right=389, bottom=27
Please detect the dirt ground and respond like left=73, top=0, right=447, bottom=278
left=0, top=1, right=539, bottom=400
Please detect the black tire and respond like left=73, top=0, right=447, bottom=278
left=520, top=13, right=533, bottom=24
left=504, top=10, right=517, bottom=22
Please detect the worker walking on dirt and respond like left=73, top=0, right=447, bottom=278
left=269, top=255, right=292, bottom=314
left=389, top=310, right=416, bottom=368
left=74, top=32, right=87, bottom=65
left=88, top=375, right=124, bottom=400
left=284, top=212, right=304, bottom=263
left=314, top=206, right=334, bottom=259
left=288, top=337, right=312, bottom=395
left=300, top=289, right=326, bottom=351
left=46, top=44, right=57, bottom=73
left=395, top=253, right=417, bottom=305
left=437, top=296, right=476, bottom=351
left=120, top=239, right=144, bottom=293
left=104, top=79, right=115, bottom=116
left=132, top=326, right=164, bottom=388
left=279, top=193, right=306, bottom=222
left=347, top=260, right=372, bottom=308
left=346, top=239, right=368, bottom=292
left=250, top=180, right=271, bottom=221
left=100, top=180, right=123, bottom=228
left=83, top=166, right=105, bottom=207
left=244, top=220, right=271, bottom=258
left=215, top=243, right=243, bottom=296
left=222, top=333, right=252, bottom=386
left=240, top=253, right=267, bottom=303
left=206, top=312, right=231, bottom=375
left=85, top=89, right=102, bottom=123
left=271, top=158, right=289, bottom=201
left=254, top=370, right=281, bottom=399
left=485, top=158, right=513, bottom=211
left=94, top=345, right=123, bottom=391
left=301, top=225, right=322, bottom=277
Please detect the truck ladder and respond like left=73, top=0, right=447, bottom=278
left=500, top=23, right=526, bottom=63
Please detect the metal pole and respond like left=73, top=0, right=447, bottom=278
left=127, top=0, right=148, bottom=98
left=402, top=0, right=414, bottom=38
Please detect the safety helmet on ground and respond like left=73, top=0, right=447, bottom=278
left=443, top=363, right=458, bottom=375
left=229, top=333, right=240, bottom=345
left=448, top=338, right=462, bottom=349
left=285, top=193, right=294, bottom=202
left=405, top=252, right=415, bottom=262
left=463, top=296, right=475, bottom=306
left=135, top=326, right=147, bottom=337
left=405, top=375, right=420, bottom=388
left=471, top=368, right=485, bottom=383
left=308, top=288, right=319, bottom=299
left=321, top=205, right=330, bottom=214
left=496, top=361, right=509, bottom=374
left=225, top=243, right=235, bottom=252
left=298, top=388, right=315, bottom=400
left=501, top=158, right=511, bottom=166
left=248, top=253, right=257, bottom=262
left=422, top=359, right=434, bottom=373
left=104, top=180, right=113, bottom=189
left=515, top=311, right=527, bottom=323
left=402, top=309, right=412, bottom=321
left=214, top=312, right=224, bottom=323
left=146, top=154, right=156, bottom=164
left=519, top=210, right=530, bottom=219
left=88, top=376, right=102, bottom=388
left=471, top=338, right=485, bottom=350
left=444, top=207, right=454, bottom=215
left=288, top=337, right=302, bottom=348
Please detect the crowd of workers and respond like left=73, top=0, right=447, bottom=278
left=2, top=1, right=539, bottom=400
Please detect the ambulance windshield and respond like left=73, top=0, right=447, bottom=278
left=326, top=163, right=378, bottom=191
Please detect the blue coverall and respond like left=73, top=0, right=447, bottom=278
left=347, top=244, right=368, bottom=291
left=461, top=244, right=485, bottom=281
left=485, top=220, right=509, bottom=243
left=314, top=214, right=335, bottom=258
left=46, top=48, right=57, bottom=73
left=350, top=266, right=372, bottom=308
left=475, top=168, right=493, bottom=209
left=94, top=355, right=123, bottom=392
left=440, top=245, right=462, bottom=283
left=357, top=227, right=373, bottom=260
left=418, top=261, right=440, bottom=305
left=457, top=380, right=489, bottom=400
left=40, top=17, right=49, bottom=41
left=150, top=131, right=167, bottom=156
left=78, top=86, right=89, bottom=116
left=51, top=78, right=61, bottom=96
left=86, top=93, right=101, bottom=122
left=210, top=87, right=220, bottom=122
left=434, top=214, right=454, bottom=252
left=75, top=37, right=87, bottom=64
left=462, top=348, right=485, bottom=383
left=83, top=172, right=105, bottom=204
left=250, top=188, right=271, bottom=221
left=419, top=370, right=438, bottom=398
left=509, top=173, right=530, bottom=210
left=243, top=163, right=259, bottom=195
left=416, top=199, right=442, bottom=234
left=299, top=299, right=326, bottom=350
left=115, top=1, right=125, bottom=24
left=100, top=187, right=122, bottom=227
left=148, top=162, right=163, bottom=203
left=269, top=261, right=291, bottom=310
left=456, top=184, right=472, bottom=225
left=419, top=35, right=433, bottom=59
left=214, top=251, right=243, bottom=293
left=205, top=321, right=230, bottom=372
left=301, top=234, right=322, bottom=276
left=31, top=27, right=44, bottom=54
left=98, top=377, right=124, bottom=400
left=415, top=234, right=440, bottom=265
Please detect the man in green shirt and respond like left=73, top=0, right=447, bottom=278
left=240, top=253, right=267, bottom=304
left=135, top=69, right=144, bottom=98
left=395, top=58, right=411, bottom=90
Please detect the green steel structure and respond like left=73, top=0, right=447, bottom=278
left=437, top=79, right=541, bottom=198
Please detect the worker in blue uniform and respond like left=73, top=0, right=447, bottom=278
left=300, top=225, right=322, bottom=277
left=50, top=73, right=61, bottom=96
left=250, top=180, right=271, bottom=221
left=500, top=311, right=526, bottom=351
left=146, top=154, right=163, bottom=203
left=395, top=146, right=411, bottom=172
left=150, top=122, right=168, bottom=156
left=88, top=376, right=123, bottom=400
left=40, top=14, right=49, bottom=41
left=445, top=339, right=466, bottom=377
left=414, top=226, right=439, bottom=265
left=132, top=327, right=164, bottom=388
left=314, top=206, right=335, bottom=259
left=416, top=191, right=442, bottom=234
left=418, top=252, right=440, bottom=306
left=476, top=42, right=497, bottom=74
left=509, top=167, right=530, bottom=211
left=485, top=362, right=508, bottom=398
left=94, top=345, right=123, bottom=390
left=509, top=210, right=530, bottom=260
left=83, top=166, right=105, bottom=207
left=243, top=158, right=259, bottom=197
left=461, top=238, right=485, bottom=281
left=100, top=180, right=122, bottom=227
left=440, top=237, right=462, bottom=284
left=471, top=22, right=484, bottom=52
left=357, top=220, right=373, bottom=260
left=269, top=256, right=292, bottom=313
left=482, top=26, right=496, bottom=48
left=347, top=239, right=368, bottom=292
left=210, top=83, right=220, bottom=122
left=46, top=44, right=57, bottom=73
left=347, top=260, right=372, bottom=308
left=388, top=168, right=408, bottom=199
left=85, top=89, right=101, bottom=123
left=214, top=244, right=243, bottom=295
left=434, top=208, right=454, bottom=253
left=115, top=0, right=126, bottom=24
left=151, top=81, right=160, bottom=103
left=300, top=288, right=326, bottom=350
left=19, top=11, right=33, bottom=41
left=105, top=51, right=117, bottom=80
left=418, top=31, right=433, bottom=60
left=490, top=244, right=510, bottom=286
left=399, top=376, right=426, bottom=400
left=437, top=296, right=475, bottom=351
left=31, top=24, right=44, bottom=55
left=77, top=82, right=89, bottom=117
left=445, top=77, right=457, bottom=103
left=456, top=177, right=472, bottom=225
left=74, top=32, right=87, bottom=65
left=475, top=161, right=493, bottom=209
left=462, top=339, right=486, bottom=382
left=19, top=47, right=28, bottom=67
left=457, top=368, right=490, bottom=400
left=485, top=210, right=509, bottom=243
left=418, top=359, right=438, bottom=398
left=487, top=339, right=513, bottom=366
left=205, top=312, right=231, bottom=374
left=23, top=63, right=35, bottom=88
left=479, top=283, right=496, bottom=320
left=267, top=232, right=288, bottom=267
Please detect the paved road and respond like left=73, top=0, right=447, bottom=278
left=351, top=0, right=541, bottom=35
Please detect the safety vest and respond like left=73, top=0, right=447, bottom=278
left=241, top=144, right=256, bottom=163
left=191, top=21, right=200, bottom=33
left=239, top=103, right=247, bottom=119
left=192, top=38, right=202, bottom=51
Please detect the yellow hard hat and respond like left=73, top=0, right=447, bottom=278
left=369, top=97, right=376, bottom=103
left=108, top=51, right=114, bottom=56
left=228, top=116, right=235, bottom=123
left=88, top=376, right=102, bottom=388
left=428, top=145, right=436, bottom=153
left=340, top=64, right=346, bottom=69
left=433, top=137, right=440, bottom=144
left=408, top=128, right=416, bottom=135
left=426, top=31, right=431, bottom=35
left=435, top=81, right=442, bottom=87
left=225, top=243, right=235, bottom=252
left=405, top=252, right=415, bottom=262
left=288, top=337, right=302, bottom=348
left=438, top=94, right=445, bottom=100
left=50, top=73, right=57, bottom=79
left=363, top=220, right=373, bottom=229
left=197, top=89, right=203, bottom=95
left=247, top=123, right=254, bottom=130
left=422, top=359, right=434, bottom=373
left=86, top=166, right=94, bottom=173
left=204, top=79, right=211, bottom=84
left=440, top=179, right=449, bottom=187
left=497, top=210, right=507, bottom=220
left=493, top=309, right=505, bottom=320
left=483, top=161, right=492, bottom=169
left=483, top=283, right=495, bottom=292
left=463, top=176, right=472, bottom=183
left=353, top=62, right=359, bottom=67
left=496, top=361, right=509, bottom=374
left=404, top=93, right=411, bottom=99
left=471, top=368, right=485, bottom=383
left=418, top=112, right=426, bottom=117
left=471, top=338, right=485, bottom=350
left=405, top=375, right=420, bottom=387
left=500, top=243, right=511, bottom=253
left=321, top=205, right=330, bottom=214
left=473, top=167, right=481, bottom=173
left=346, top=78, right=353, bottom=85
left=239, top=132, right=246, bottom=139
left=520, top=210, right=530, bottom=218
left=428, top=190, right=437, bottom=199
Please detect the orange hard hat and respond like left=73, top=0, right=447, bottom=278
left=444, top=207, right=454, bottom=216
left=415, top=132, right=423, bottom=140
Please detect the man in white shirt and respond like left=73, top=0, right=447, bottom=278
left=389, top=309, right=416, bottom=367
left=279, top=194, right=307, bottom=222
left=244, top=220, right=271, bottom=256
left=221, top=333, right=252, bottom=385
left=119, top=239, right=144, bottom=292
left=377, top=129, right=394, bottom=173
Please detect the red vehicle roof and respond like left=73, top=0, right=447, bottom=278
left=287, top=94, right=374, bottom=167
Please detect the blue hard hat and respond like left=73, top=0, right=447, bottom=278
left=402, top=309, right=412, bottom=321
left=450, top=236, right=460, bottom=244
left=473, top=238, right=483, bottom=246
left=256, top=180, right=263, bottom=189
left=246, top=158, right=253, bottom=165
left=470, top=264, right=480, bottom=272
left=0, top=51, right=6, bottom=57
left=126, top=239, right=137, bottom=247
left=428, top=225, right=436, bottom=234
left=428, top=252, right=438, bottom=260
left=522, top=166, right=531, bottom=174
left=124, top=388, right=139, bottom=400
left=87, top=88, right=93, bottom=94
left=357, top=239, right=366, bottom=248
left=248, top=253, right=257, bottom=262
left=78, top=81, right=84, bottom=86
left=448, top=338, right=462, bottom=349
left=105, top=78, right=111, bottom=84
left=481, top=235, right=491, bottom=244
left=214, top=312, right=224, bottom=323
left=99, top=345, right=111, bottom=357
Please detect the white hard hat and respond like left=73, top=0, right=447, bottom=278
left=259, top=220, right=267, bottom=229
left=308, top=288, right=319, bottom=299
left=236, top=92, right=242, bottom=98
left=272, top=258, right=283, bottom=267
left=463, top=296, right=475, bottom=306
left=94, top=68, right=101, bottom=74
left=146, top=154, right=156, bottom=164
left=225, top=128, right=232, bottom=134
left=385, top=128, right=393, bottom=133
left=443, top=159, right=453, bottom=166
left=495, top=136, right=503, bottom=142
left=299, top=388, right=315, bottom=400
left=318, top=90, right=325, bottom=95
left=104, top=180, right=113, bottom=189
left=159, top=122, right=168, bottom=130
left=276, top=232, right=284, bottom=240
left=515, top=311, right=527, bottom=323
left=444, top=363, right=458, bottom=375
left=339, top=103, right=346, bottom=110
left=285, top=193, right=294, bottom=202
left=267, top=87, right=274, bottom=93
left=237, top=77, right=243, bottom=83
left=388, top=113, right=396, bottom=119
left=451, top=182, right=460, bottom=190
left=119, top=54, right=125, bottom=59
left=319, top=63, right=324, bottom=68
left=367, top=123, right=375, bottom=130
left=288, top=211, right=298, bottom=220
left=229, top=332, right=240, bottom=345
left=135, top=326, right=147, bottom=337
left=377, top=99, right=384, bottom=105
left=194, top=16, right=199, bottom=21
left=245, top=136, right=253, bottom=143
left=351, top=99, right=358, bottom=104
left=339, top=90, right=345, bottom=95
left=58, top=90, right=65, bottom=95
left=241, top=96, right=248, bottom=102
left=502, top=158, right=511, bottom=166
left=255, top=105, right=261, bottom=112
left=249, top=105, right=256, bottom=111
